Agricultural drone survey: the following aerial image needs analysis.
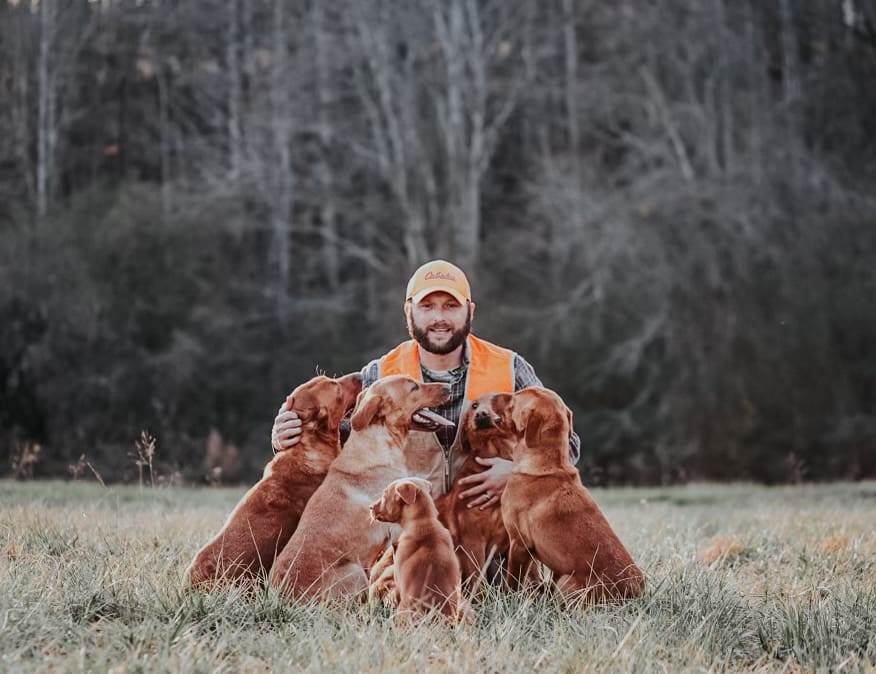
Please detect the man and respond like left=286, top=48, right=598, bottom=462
left=271, top=259, right=580, bottom=508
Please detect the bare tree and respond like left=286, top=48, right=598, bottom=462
left=0, top=4, right=35, bottom=214
left=430, top=0, right=527, bottom=269
left=36, top=0, right=57, bottom=217
left=313, top=1, right=340, bottom=290
left=345, top=0, right=528, bottom=270
left=268, top=0, right=293, bottom=328
left=346, top=1, right=432, bottom=267
left=226, top=0, right=244, bottom=180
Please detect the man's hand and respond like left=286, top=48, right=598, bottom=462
left=271, top=401, right=302, bottom=452
left=457, top=457, right=513, bottom=510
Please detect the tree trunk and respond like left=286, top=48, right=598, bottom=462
left=157, top=65, right=171, bottom=220
left=270, top=0, right=292, bottom=330
left=313, top=2, right=339, bottom=289
left=227, top=0, right=243, bottom=180
left=37, top=0, right=54, bottom=218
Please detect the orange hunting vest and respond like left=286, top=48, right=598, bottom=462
left=378, top=335, right=515, bottom=494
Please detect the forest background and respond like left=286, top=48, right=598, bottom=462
left=1, top=0, right=874, bottom=486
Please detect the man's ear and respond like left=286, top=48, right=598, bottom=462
left=351, top=393, right=381, bottom=431
left=395, top=481, right=419, bottom=505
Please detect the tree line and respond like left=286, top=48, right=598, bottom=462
left=1, top=0, right=875, bottom=485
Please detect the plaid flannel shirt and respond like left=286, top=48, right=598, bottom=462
left=345, top=340, right=581, bottom=465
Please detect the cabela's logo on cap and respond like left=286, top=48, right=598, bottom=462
left=424, top=271, right=457, bottom=282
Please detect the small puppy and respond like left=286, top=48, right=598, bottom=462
left=370, top=478, right=469, bottom=624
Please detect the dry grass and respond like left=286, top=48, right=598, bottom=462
left=1, top=480, right=874, bottom=672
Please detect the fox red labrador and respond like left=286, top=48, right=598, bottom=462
left=186, top=372, right=362, bottom=590
left=371, top=477, right=469, bottom=623
left=499, top=387, right=646, bottom=604
left=270, top=375, right=452, bottom=600
left=435, top=395, right=516, bottom=588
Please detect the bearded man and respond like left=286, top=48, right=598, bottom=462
left=271, top=259, right=580, bottom=505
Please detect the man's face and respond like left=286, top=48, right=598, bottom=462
left=406, top=291, right=473, bottom=356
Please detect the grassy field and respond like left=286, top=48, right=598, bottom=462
left=1, top=479, right=874, bottom=673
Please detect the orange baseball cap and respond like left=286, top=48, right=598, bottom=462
left=405, top=259, right=471, bottom=304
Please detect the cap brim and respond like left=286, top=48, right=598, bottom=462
left=409, top=286, right=468, bottom=305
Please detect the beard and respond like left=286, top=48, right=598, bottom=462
left=408, top=309, right=472, bottom=356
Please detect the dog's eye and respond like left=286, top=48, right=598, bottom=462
left=472, top=402, right=479, bottom=410
left=411, top=383, right=419, bottom=392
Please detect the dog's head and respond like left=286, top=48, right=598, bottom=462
left=458, top=393, right=516, bottom=458
left=508, top=387, right=573, bottom=464
left=285, top=372, right=364, bottom=432
left=369, top=477, right=433, bottom=523
left=350, top=375, right=452, bottom=435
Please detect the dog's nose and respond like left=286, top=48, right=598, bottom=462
left=474, top=408, right=490, bottom=420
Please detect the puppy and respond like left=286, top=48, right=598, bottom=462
left=371, top=477, right=469, bottom=624
left=500, top=387, right=646, bottom=604
left=185, top=372, right=362, bottom=590
left=270, top=375, right=452, bottom=601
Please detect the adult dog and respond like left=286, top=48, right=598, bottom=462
left=436, top=395, right=515, bottom=588
left=270, top=375, right=452, bottom=601
left=371, top=477, right=468, bottom=623
left=500, top=387, right=646, bottom=604
left=186, top=373, right=363, bottom=590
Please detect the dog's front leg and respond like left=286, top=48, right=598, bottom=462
left=505, top=536, right=533, bottom=592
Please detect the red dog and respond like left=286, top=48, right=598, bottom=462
left=500, top=388, right=646, bottom=604
left=186, top=373, right=362, bottom=590
left=270, top=375, right=452, bottom=600
left=436, top=395, right=515, bottom=588
left=371, top=478, right=469, bottom=623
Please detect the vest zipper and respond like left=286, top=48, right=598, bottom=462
left=443, top=446, right=452, bottom=494
left=433, top=431, right=452, bottom=494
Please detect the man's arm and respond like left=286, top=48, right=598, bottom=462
left=512, top=354, right=581, bottom=465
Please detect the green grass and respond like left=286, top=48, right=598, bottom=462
left=1, top=480, right=874, bottom=673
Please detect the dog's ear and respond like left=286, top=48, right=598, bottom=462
left=458, top=401, right=474, bottom=454
left=524, top=406, right=545, bottom=448
left=510, top=394, right=535, bottom=442
left=460, top=429, right=473, bottom=455
left=351, top=392, right=381, bottom=431
left=394, top=481, right=419, bottom=505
